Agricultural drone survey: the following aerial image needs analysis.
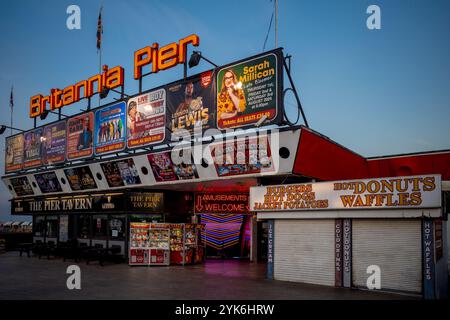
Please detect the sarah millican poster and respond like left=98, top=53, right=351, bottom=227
left=167, top=71, right=215, bottom=137
left=216, top=52, right=279, bottom=129
left=23, top=128, right=43, bottom=168
left=5, top=134, right=24, bottom=172
left=94, top=101, right=126, bottom=155
left=127, top=89, right=166, bottom=148
left=42, top=121, right=66, bottom=165
left=67, top=112, right=94, bottom=160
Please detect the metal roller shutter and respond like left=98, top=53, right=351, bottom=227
left=352, top=219, right=422, bottom=293
left=274, top=220, right=335, bottom=286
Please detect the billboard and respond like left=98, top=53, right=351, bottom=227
left=209, top=135, right=274, bottom=177
left=67, top=112, right=94, bottom=160
left=216, top=50, right=281, bottom=129
left=147, top=151, right=199, bottom=182
left=5, top=134, right=24, bottom=172
left=10, top=176, right=34, bottom=196
left=64, top=166, right=97, bottom=191
left=94, top=101, right=127, bottom=155
left=42, top=121, right=66, bottom=165
left=126, top=89, right=166, bottom=148
left=167, top=71, right=215, bottom=137
left=100, top=158, right=142, bottom=188
left=23, top=128, right=43, bottom=168
left=34, top=172, right=63, bottom=193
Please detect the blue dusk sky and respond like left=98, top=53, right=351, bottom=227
left=0, top=0, right=449, bottom=221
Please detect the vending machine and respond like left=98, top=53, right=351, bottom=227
left=129, top=222, right=150, bottom=266
left=149, top=224, right=170, bottom=266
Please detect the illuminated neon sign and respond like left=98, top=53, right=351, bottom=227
left=29, top=34, right=200, bottom=119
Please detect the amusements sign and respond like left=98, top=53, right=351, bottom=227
left=5, top=134, right=24, bottom=172
left=194, top=193, right=249, bottom=214
left=250, top=175, right=442, bottom=211
left=100, top=158, right=142, bottom=188
left=210, top=136, right=274, bottom=177
left=94, top=102, right=126, bottom=155
left=67, top=112, right=94, bottom=160
left=42, top=121, right=66, bottom=165
left=167, top=71, right=215, bottom=136
left=216, top=51, right=281, bottom=129
left=127, top=89, right=166, bottom=148
left=147, top=151, right=199, bottom=182
left=23, top=128, right=43, bottom=168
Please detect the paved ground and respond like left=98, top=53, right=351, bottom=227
left=0, top=252, right=416, bottom=300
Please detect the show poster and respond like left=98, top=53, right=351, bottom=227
left=23, top=128, right=43, bottom=168
left=127, top=89, right=166, bottom=148
left=147, top=152, right=199, bottom=182
left=94, top=101, right=126, bottom=155
left=66, top=112, right=94, bottom=160
left=100, top=158, right=141, bottom=188
left=210, top=136, right=274, bottom=177
left=10, top=176, right=34, bottom=196
left=167, top=71, right=215, bottom=137
left=42, top=121, right=66, bottom=165
left=34, top=172, right=62, bottom=193
left=216, top=51, right=280, bottom=129
left=5, top=134, right=24, bottom=172
left=64, top=166, right=97, bottom=191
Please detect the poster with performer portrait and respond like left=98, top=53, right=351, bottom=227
left=127, top=89, right=166, bottom=149
left=5, top=134, right=24, bottom=173
left=147, top=151, right=198, bottom=182
left=66, top=112, right=94, bottom=160
left=166, top=71, right=215, bottom=137
left=23, top=128, right=43, bottom=168
left=216, top=50, right=281, bottom=129
left=94, top=102, right=126, bottom=155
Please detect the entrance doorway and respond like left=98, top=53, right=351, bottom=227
left=199, top=214, right=251, bottom=259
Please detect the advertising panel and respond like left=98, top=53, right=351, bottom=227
left=23, top=128, right=43, bottom=168
left=100, top=158, right=142, bottom=188
left=209, top=135, right=274, bottom=177
left=147, top=151, right=199, bottom=182
left=5, top=134, right=24, bottom=172
left=10, top=176, right=34, bottom=196
left=167, top=71, right=215, bottom=137
left=127, top=89, right=166, bottom=148
left=42, top=121, right=66, bottom=165
left=94, top=101, right=126, bottom=155
left=64, top=166, right=97, bottom=191
left=66, top=112, right=94, bottom=160
left=34, top=172, right=63, bottom=193
left=216, top=50, right=280, bottom=129
left=250, top=175, right=442, bottom=211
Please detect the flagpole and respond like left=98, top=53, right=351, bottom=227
left=275, top=0, right=278, bottom=48
left=98, top=5, right=103, bottom=108
left=10, top=86, right=13, bottom=136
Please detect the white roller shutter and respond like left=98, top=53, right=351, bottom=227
left=274, top=219, right=335, bottom=286
left=352, top=219, right=422, bottom=293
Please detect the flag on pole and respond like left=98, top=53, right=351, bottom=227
left=9, top=86, right=13, bottom=110
left=96, top=7, right=103, bottom=52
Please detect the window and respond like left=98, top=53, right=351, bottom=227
left=34, top=216, right=45, bottom=237
left=77, top=215, right=91, bottom=239
left=92, top=215, right=108, bottom=240
left=109, top=216, right=125, bottom=241
left=45, top=216, right=58, bottom=238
